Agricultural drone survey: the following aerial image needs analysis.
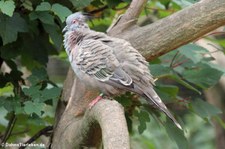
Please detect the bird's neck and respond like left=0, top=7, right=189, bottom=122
left=64, top=30, right=85, bottom=54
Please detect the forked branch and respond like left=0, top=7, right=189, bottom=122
left=51, top=0, right=225, bottom=148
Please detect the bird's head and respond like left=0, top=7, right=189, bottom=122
left=63, top=12, right=90, bottom=32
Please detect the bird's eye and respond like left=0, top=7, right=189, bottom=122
left=72, top=19, right=77, bottom=24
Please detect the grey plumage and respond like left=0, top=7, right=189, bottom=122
left=63, top=12, right=182, bottom=129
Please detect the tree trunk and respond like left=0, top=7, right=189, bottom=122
left=51, top=0, right=225, bottom=148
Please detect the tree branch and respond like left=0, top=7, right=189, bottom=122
left=19, top=126, right=53, bottom=149
left=119, top=0, right=225, bottom=60
left=52, top=99, right=129, bottom=149
left=107, top=0, right=147, bottom=35
left=52, top=0, right=225, bottom=148
left=0, top=112, right=16, bottom=144
left=91, top=100, right=129, bottom=149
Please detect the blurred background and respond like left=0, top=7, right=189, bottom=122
left=0, top=0, right=225, bottom=148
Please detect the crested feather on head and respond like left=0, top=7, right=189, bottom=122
left=63, top=12, right=90, bottom=32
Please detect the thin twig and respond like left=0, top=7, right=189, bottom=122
left=10, top=127, right=29, bottom=137
left=0, top=57, right=3, bottom=68
left=194, top=31, right=225, bottom=42
left=172, top=59, right=189, bottom=68
left=1, top=113, right=17, bottom=144
left=19, top=126, right=53, bottom=149
left=87, top=4, right=129, bottom=17
left=170, top=51, right=180, bottom=68
left=145, top=6, right=176, bottom=13
left=169, top=51, right=190, bottom=68
left=177, top=97, right=191, bottom=103
left=113, top=4, right=130, bottom=11
left=88, top=5, right=108, bottom=14
left=201, top=31, right=225, bottom=39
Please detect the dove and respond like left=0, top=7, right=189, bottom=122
left=63, top=12, right=182, bottom=129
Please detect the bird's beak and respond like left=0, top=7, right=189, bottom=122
left=62, top=26, right=68, bottom=33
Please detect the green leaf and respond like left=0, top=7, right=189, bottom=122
left=134, top=108, right=150, bottom=134
left=178, top=44, right=209, bottom=64
left=0, top=13, right=28, bottom=45
left=35, top=2, right=72, bottom=22
left=169, top=74, right=201, bottom=94
left=69, top=0, right=92, bottom=8
left=164, top=118, right=188, bottom=149
left=149, top=64, right=172, bottom=77
left=202, top=61, right=225, bottom=76
left=0, top=41, right=21, bottom=59
left=23, top=85, right=41, bottom=100
left=51, top=3, right=72, bottom=22
left=27, top=115, right=47, bottom=126
left=157, top=85, right=178, bottom=97
left=91, top=0, right=104, bottom=6
left=191, top=98, right=222, bottom=118
left=36, top=2, right=51, bottom=11
left=43, top=23, right=63, bottom=49
left=21, top=0, right=33, bottom=11
left=0, top=106, right=8, bottom=126
left=210, top=38, right=225, bottom=49
left=20, top=34, right=53, bottom=68
left=155, top=85, right=179, bottom=102
left=24, top=101, right=45, bottom=117
left=182, top=63, right=223, bottom=88
left=149, top=63, right=201, bottom=94
left=125, top=113, right=133, bottom=133
left=27, top=67, right=48, bottom=85
left=159, top=0, right=171, bottom=8
left=2, top=96, right=23, bottom=114
left=0, top=83, right=14, bottom=96
left=105, top=0, right=121, bottom=8
left=29, top=11, right=55, bottom=25
left=41, top=87, right=61, bottom=102
left=0, top=0, right=15, bottom=17
left=115, top=92, right=133, bottom=107
left=89, top=17, right=112, bottom=32
left=172, top=0, right=194, bottom=8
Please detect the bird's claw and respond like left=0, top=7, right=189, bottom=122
left=88, top=93, right=104, bottom=109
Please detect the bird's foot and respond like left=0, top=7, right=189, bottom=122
left=88, top=93, right=104, bottom=108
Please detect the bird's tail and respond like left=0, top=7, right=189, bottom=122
left=143, top=88, right=182, bottom=130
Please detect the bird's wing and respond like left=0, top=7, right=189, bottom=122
left=100, top=37, right=155, bottom=86
left=74, top=39, right=132, bottom=86
left=101, top=37, right=182, bottom=129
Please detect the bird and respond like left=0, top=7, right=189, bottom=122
left=63, top=12, right=182, bottom=129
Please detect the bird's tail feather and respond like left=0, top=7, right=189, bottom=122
left=143, top=88, right=182, bottom=130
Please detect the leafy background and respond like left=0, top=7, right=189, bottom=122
left=0, top=0, right=225, bottom=149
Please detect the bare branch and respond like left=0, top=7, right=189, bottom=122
left=119, top=0, right=225, bottom=60
left=121, top=0, right=147, bottom=23
left=19, top=126, right=53, bottom=149
left=0, top=113, right=16, bottom=144
left=52, top=99, right=129, bottom=149
left=107, top=0, right=147, bottom=35
left=52, top=0, right=225, bottom=148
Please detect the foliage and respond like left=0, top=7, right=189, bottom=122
left=0, top=0, right=224, bottom=148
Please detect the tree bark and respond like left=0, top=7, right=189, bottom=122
left=118, top=0, right=225, bottom=61
left=51, top=0, right=225, bottom=148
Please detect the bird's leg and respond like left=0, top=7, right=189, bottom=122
left=88, top=93, right=104, bottom=108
